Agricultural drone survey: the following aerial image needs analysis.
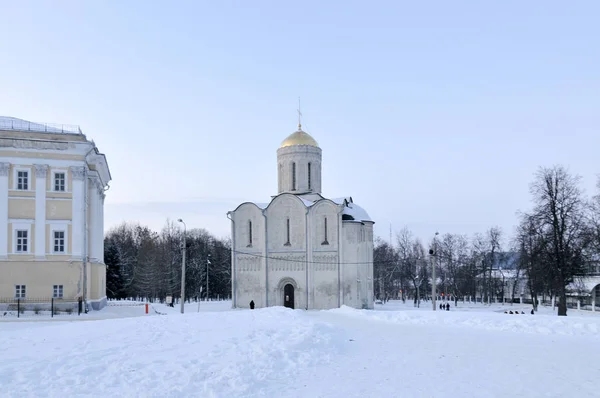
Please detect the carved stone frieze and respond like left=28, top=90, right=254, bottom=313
left=34, top=164, right=48, bottom=178
left=238, top=256, right=262, bottom=272
left=314, top=255, right=337, bottom=271
left=270, top=255, right=306, bottom=272
left=0, top=138, right=71, bottom=150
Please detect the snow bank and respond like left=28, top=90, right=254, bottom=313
left=330, top=305, right=600, bottom=338
left=0, top=307, right=342, bottom=397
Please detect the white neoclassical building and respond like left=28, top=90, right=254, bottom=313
left=228, top=122, right=374, bottom=310
left=0, top=117, right=111, bottom=310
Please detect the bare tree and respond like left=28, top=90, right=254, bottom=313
left=529, top=165, right=588, bottom=316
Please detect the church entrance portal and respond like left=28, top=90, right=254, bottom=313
left=284, top=284, right=295, bottom=309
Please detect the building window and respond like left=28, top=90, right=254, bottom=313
left=53, top=285, right=64, bottom=298
left=54, top=172, right=66, bottom=192
left=17, top=170, right=29, bottom=190
left=284, top=218, right=291, bottom=246
left=278, top=163, right=283, bottom=190
left=291, top=162, right=296, bottom=191
left=322, top=217, right=329, bottom=245
left=53, top=231, right=65, bottom=253
left=308, top=162, right=312, bottom=190
left=247, top=221, right=253, bottom=247
left=16, top=230, right=28, bottom=253
left=15, top=285, right=26, bottom=299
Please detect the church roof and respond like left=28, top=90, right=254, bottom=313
left=280, top=128, right=319, bottom=148
left=331, top=197, right=373, bottom=223
left=233, top=194, right=373, bottom=224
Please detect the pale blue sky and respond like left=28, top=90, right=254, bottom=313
left=1, top=1, right=598, bottom=245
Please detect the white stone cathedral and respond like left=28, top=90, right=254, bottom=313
left=227, top=121, right=374, bottom=310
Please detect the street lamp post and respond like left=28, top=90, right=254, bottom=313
left=177, top=219, right=187, bottom=314
left=430, top=232, right=439, bottom=311
left=499, top=266, right=505, bottom=305
left=206, top=253, right=211, bottom=302
left=416, top=258, right=420, bottom=308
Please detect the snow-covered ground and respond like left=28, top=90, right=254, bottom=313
left=0, top=300, right=598, bottom=397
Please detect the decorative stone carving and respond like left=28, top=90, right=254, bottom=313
left=70, top=166, right=86, bottom=180
left=0, top=138, right=71, bottom=150
left=34, top=164, right=48, bottom=178
left=0, top=162, right=9, bottom=177
left=238, top=256, right=262, bottom=272
left=270, top=255, right=306, bottom=272
left=314, top=255, right=337, bottom=271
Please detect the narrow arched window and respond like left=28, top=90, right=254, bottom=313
left=322, top=216, right=329, bottom=245
left=308, top=162, right=312, bottom=190
left=278, top=163, right=283, bottom=190
left=284, top=218, right=291, bottom=246
left=291, top=162, right=296, bottom=191
left=247, top=220, right=253, bottom=247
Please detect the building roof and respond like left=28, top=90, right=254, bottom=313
left=280, top=128, right=319, bottom=148
left=0, top=116, right=82, bottom=135
left=233, top=194, right=373, bottom=223
left=331, top=197, right=373, bottom=223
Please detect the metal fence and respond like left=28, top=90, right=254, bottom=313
left=0, top=118, right=82, bottom=135
left=0, top=297, right=83, bottom=318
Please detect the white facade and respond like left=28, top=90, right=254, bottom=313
left=0, top=117, right=111, bottom=310
left=228, top=124, right=374, bottom=310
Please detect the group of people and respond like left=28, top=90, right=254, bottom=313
left=504, top=309, right=535, bottom=314
left=439, top=302, right=451, bottom=311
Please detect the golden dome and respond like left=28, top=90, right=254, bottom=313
left=280, top=127, right=319, bottom=148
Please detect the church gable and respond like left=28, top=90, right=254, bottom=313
left=264, top=194, right=307, bottom=251
left=309, top=200, right=339, bottom=250
left=232, top=203, right=264, bottom=250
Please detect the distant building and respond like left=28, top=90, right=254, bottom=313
left=228, top=122, right=374, bottom=310
left=0, top=117, right=111, bottom=310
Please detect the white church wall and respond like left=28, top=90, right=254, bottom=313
left=267, top=253, right=307, bottom=309
left=309, top=200, right=339, bottom=250
left=309, top=201, right=340, bottom=309
left=363, top=222, right=375, bottom=309
left=232, top=203, right=266, bottom=308
left=341, top=221, right=375, bottom=309
left=236, top=255, right=265, bottom=308
left=312, top=253, right=339, bottom=309
left=232, top=203, right=265, bottom=250
left=264, top=194, right=307, bottom=251
left=342, top=222, right=360, bottom=307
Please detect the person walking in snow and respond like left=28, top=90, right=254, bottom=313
left=445, top=303, right=450, bottom=311
left=250, top=300, right=255, bottom=310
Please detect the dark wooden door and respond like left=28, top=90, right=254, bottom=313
left=284, top=284, right=294, bottom=309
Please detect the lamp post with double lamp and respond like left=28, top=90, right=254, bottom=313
left=177, top=218, right=187, bottom=314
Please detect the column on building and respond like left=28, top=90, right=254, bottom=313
left=0, top=162, right=9, bottom=259
left=34, top=164, right=48, bottom=259
left=70, top=166, right=86, bottom=260
left=100, top=192, right=105, bottom=263
left=88, top=176, right=100, bottom=262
